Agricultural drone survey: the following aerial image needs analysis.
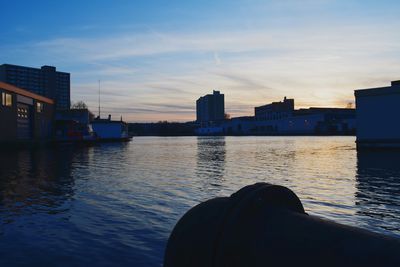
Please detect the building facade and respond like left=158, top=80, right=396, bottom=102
left=355, top=80, right=400, bottom=148
left=91, top=115, right=129, bottom=140
left=197, top=97, right=355, bottom=136
left=0, top=82, right=54, bottom=142
left=0, top=64, right=70, bottom=110
left=196, top=90, right=225, bottom=123
left=255, top=97, right=294, bottom=120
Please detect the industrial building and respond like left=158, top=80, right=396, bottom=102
left=355, top=80, right=400, bottom=148
left=196, top=90, right=225, bottom=124
left=255, top=97, right=294, bottom=120
left=0, top=64, right=70, bottom=110
left=0, top=81, right=54, bottom=142
left=196, top=96, right=355, bottom=136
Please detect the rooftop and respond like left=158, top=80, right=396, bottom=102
left=355, top=80, right=400, bottom=97
left=0, top=63, right=70, bottom=75
left=0, top=81, right=54, bottom=104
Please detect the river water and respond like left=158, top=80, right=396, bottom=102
left=0, top=136, right=399, bottom=266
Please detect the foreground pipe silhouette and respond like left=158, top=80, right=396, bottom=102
left=164, top=183, right=400, bottom=267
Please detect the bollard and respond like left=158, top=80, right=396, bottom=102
left=164, top=183, right=400, bottom=267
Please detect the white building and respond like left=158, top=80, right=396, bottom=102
left=91, top=115, right=130, bottom=141
left=355, top=80, right=400, bottom=148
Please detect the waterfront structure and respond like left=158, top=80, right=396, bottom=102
left=355, top=80, right=400, bottom=148
left=54, top=109, right=96, bottom=142
left=255, top=97, right=294, bottom=120
left=0, top=81, right=54, bottom=142
left=294, top=108, right=356, bottom=134
left=56, top=109, right=91, bottom=125
left=0, top=64, right=70, bottom=110
left=91, top=115, right=130, bottom=141
left=196, top=97, right=355, bottom=136
left=196, top=90, right=225, bottom=123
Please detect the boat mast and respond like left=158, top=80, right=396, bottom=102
left=98, top=79, right=101, bottom=118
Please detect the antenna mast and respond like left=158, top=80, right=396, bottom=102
left=98, top=80, right=101, bottom=118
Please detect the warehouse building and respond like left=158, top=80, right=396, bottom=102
left=0, top=81, right=54, bottom=142
left=255, top=97, right=294, bottom=120
left=355, top=80, right=400, bottom=148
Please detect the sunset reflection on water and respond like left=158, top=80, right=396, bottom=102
left=0, top=136, right=399, bottom=266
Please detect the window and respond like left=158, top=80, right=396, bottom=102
left=17, top=107, right=29, bottom=119
left=36, top=102, right=43, bottom=113
left=1, top=92, right=12, bottom=107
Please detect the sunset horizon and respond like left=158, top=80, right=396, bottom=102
left=2, top=0, right=399, bottom=122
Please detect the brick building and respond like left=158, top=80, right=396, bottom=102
left=0, top=81, right=54, bottom=142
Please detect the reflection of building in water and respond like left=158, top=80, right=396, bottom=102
left=356, top=150, right=400, bottom=234
left=0, top=148, right=82, bottom=214
left=196, top=137, right=226, bottom=182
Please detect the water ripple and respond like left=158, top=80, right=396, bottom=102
left=1, top=136, right=400, bottom=266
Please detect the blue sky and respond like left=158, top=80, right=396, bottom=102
left=1, top=0, right=400, bottom=121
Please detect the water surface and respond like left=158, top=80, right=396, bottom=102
left=1, top=136, right=399, bottom=266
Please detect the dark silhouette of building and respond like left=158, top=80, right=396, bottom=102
left=0, top=81, right=54, bottom=142
left=294, top=107, right=356, bottom=134
left=196, top=90, right=225, bottom=123
left=0, top=64, right=70, bottom=110
left=254, top=97, right=294, bottom=120
left=197, top=96, right=355, bottom=136
left=355, top=80, right=400, bottom=148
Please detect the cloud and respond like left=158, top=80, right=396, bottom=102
left=214, top=52, right=221, bottom=65
left=141, top=103, right=195, bottom=111
left=3, top=15, right=400, bottom=121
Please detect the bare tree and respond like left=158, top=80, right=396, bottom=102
left=71, top=101, right=95, bottom=121
left=71, top=101, right=88, bottom=109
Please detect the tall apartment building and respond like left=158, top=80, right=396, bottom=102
left=0, top=64, right=70, bottom=110
left=196, top=90, right=225, bottom=123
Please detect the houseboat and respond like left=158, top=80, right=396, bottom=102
left=91, top=115, right=131, bottom=142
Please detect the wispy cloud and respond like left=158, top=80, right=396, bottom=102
left=2, top=10, right=400, bottom=121
left=214, top=52, right=222, bottom=65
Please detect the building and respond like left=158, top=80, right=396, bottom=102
left=196, top=97, right=355, bottom=136
left=0, top=64, right=70, bottom=110
left=91, top=115, right=129, bottom=140
left=55, top=109, right=91, bottom=125
left=294, top=108, right=356, bottom=134
left=196, top=90, right=225, bottom=123
left=255, top=97, right=294, bottom=120
left=0, top=81, right=54, bottom=142
left=355, top=80, right=400, bottom=148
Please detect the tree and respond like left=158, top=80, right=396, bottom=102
left=71, top=101, right=95, bottom=121
left=71, top=101, right=88, bottom=109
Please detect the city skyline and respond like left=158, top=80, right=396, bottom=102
left=1, top=0, right=400, bottom=122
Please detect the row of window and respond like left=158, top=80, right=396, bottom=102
left=1, top=91, right=44, bottom=113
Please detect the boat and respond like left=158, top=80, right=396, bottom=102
left=91, top=115, right=132, bottom=142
